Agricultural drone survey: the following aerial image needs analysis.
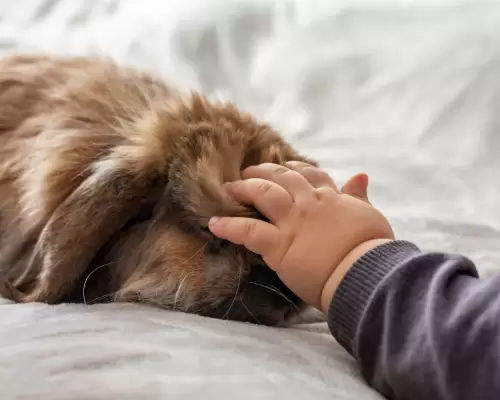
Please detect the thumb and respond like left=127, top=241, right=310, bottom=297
left=341, top=173, right=370, bottom=203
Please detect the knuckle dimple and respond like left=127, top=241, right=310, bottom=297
left=312, top=189, right=324, bottom=202
left=294, top=197, right=311, bottom=215
left=314, top=187, right=332, bottom=200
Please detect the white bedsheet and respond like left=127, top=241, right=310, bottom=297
left=1, top=0, right=500, bottom=399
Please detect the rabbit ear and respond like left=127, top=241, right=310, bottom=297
left=12, top=166, right=162, bottom=304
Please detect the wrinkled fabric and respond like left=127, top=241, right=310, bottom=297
left=1, top=0, right=500, bottom=399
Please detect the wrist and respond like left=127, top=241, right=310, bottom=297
left=320, top=238, right=393, bottom=314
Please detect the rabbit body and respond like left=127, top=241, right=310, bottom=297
left=0, top=55, right=314, bottom=325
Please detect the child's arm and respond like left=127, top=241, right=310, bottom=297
left=328, top=239, right=500, bottom=400
left=209, top=162, right=500, bottom=400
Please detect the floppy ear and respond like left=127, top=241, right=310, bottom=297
left=10, top=166, right=162, bottom=304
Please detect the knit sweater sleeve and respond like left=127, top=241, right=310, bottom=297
left=327, top=240, right=500, bottom=400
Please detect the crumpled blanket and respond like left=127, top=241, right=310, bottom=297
left=1, top=0, right=500, bottom=398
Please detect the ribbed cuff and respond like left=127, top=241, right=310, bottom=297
left=327, top=240, right=421, bottom=355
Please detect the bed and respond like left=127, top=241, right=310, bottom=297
left=1, top=0, right=500, bottom=399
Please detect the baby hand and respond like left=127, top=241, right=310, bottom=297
left=208, top=162, right=394, bottom=312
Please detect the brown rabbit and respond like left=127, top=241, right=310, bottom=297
left=0, top=54, right=317, bottom=326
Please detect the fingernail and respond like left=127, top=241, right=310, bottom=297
left=209, top=216, right=220, bottom=226
left=224, top=180, right=239, bottom=186
left=224, top=181, right=242, bottom=192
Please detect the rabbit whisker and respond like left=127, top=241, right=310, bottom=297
left=87, top=291, right=119, bottom=304
left=223, top=262, right=242, bottom=319
left=82, top=261, right=118, bottom=306
left=240, top=300, right=263, bottom=325
left=247, top=281, right=299, bottom=311
left=173, top=272, right=194, bottom=311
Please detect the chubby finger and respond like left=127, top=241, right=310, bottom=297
left=225, top=178, right=293, bottom=223
left=208, top=216, right=280, bottom=256
left=242, top=163, right=312, bottom=201
left=341, top=173, right=370, bottom=203
left=285, top=161, right=338, bottom=191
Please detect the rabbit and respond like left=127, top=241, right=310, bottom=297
left=0, top=54, right=317, bottom=326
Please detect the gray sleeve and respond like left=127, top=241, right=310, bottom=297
left=327, top=240, right=500, bottom=400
